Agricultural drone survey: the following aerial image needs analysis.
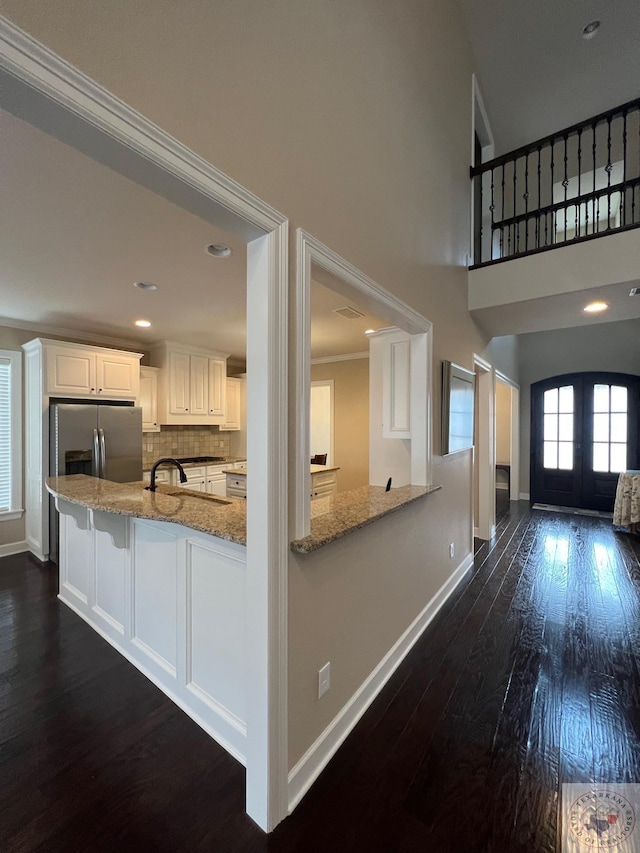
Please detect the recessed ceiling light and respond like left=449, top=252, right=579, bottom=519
left=584, top=301, right=608, bottom=313
left=206, top=243, right=232, bottom=258
left=134, top=281, right=158, bottom=291
left=630, top=287, right=640, bottom=297
left=581, top=20, right=600, bottom=40
left=135, top=319, right=152, bottom=328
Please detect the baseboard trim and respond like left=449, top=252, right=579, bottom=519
left=473, top=526, right=480, bottom=538
left=287, top=551, right=474, bottom=812
left=519, top=492, right=530, bottom=501
left=0, top=539, right=28, bottom=558
left=495, top=483, right=509, bottom=491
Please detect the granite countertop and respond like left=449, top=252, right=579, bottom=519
left=290, top=483, right=442, bottom=554
left=46, top=475, right=247, bottom=545
left=221, top=463, right=340, bottom=476
left=47, top=475, right=441, bottom=555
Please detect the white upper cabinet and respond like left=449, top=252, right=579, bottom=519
left=190, top=355, right=210, bottom=417
left=208, top=357, right=226, bottom=417
left=151, top=342, right=229, bottom=425
left=381, top=329, right=411, bottom=439
left=168, top=351, right=190, bottom=414
left=96, top=352, right=141, bottom=398
left=139, top=366, right=160, bottom=432
left=45, top=342, right=141, bottom=400
left=221, top=377, right=241, bottom=430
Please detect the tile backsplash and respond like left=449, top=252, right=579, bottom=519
left=143, top=426, right=230, bottom=468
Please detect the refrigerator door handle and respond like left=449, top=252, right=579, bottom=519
left=98, top=428, right=106, bottom=478
left=92, top=429, right=100, bottom=477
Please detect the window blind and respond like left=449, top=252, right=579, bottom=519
left=0, top=359, right=11, bottom=512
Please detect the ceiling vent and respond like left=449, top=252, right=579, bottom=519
left=630, top=287, right=640, bottom=296
left=333, top=306, right=365, bottom=320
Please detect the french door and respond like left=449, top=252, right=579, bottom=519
left=531, top=372, right=640, bottom=511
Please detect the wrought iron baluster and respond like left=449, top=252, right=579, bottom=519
left=577, top=129, right=582, bottom=237
left=622, top=110, right=627, bottom=225
left=490, top=168, right=495, bottom=261
left=513, top=157, right=518, bottom=254
left=562, top=134, right=568, bottom=243
left=536, top=147, right=541, bottom=248
left=592, top=121, right=597, bottom=234
left=524, top=154, right=529, bottom=251
left=500, top=164, right=505, bottom=257
left=606, top=117, right=612, bottom=229
left=550, top=138, right=556, bottom=244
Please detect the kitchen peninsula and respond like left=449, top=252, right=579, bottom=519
left=47, top=474, right=249, bottom=763
left=46, top=472, right=441, bottom=765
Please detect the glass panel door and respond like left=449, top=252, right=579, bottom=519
left=543, top=385, right=574, bottom=470
left=592, top=384, right=628, bottom=473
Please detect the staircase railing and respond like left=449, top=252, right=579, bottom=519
left=470, top=98, right=640, bottom=268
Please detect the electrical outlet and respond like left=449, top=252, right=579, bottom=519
left=318, top=662, right=331, bottom=698
left=449, top=542, right=455, bottom=559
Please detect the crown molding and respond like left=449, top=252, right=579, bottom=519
left=0, top=316, right=148, bottom=351
left=311, top=351, right=369, bottom=365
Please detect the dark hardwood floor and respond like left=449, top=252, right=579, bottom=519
left=2, top=502, right=640, bottom=852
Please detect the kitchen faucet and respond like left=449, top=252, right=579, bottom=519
left=148, top=457, right=188, bottom=491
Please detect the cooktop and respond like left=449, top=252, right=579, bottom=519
left=176, top=456, right=226, bottom=464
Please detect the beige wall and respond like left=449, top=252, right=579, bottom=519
left=311, top=358, right=369, bottom=492
left=518, top=318, right=640, bottom=495
left=2, top=2, right=521, bottom=768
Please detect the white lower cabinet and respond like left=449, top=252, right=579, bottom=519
left=226, top=472, right=247, bottom=499
left=310, top=468, right=338, bottom=500
left=56, top=501, right=247, bottom=763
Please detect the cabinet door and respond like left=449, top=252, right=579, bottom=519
left=207, top=476, right=227, bottom=496
left=221, top=378, right=241, bottom=430
left=208, top=357, right=226, bottom=416
left=190, top=355, right=209, bottom=417
left=139, top=367, right=159, bottom=432
left=382, top=334, right=411, bottom=439
left=96, top=353, right=139, bottom=399
left=188, top=479, right=207, bottom=492
left=46, top=347, right=96, bottom=396
left=169, top=351, right=190, bottom=414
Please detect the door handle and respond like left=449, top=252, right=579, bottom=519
left=98, top=428, right=106, bottom=478
left=92, top=429, right=100, bottom=477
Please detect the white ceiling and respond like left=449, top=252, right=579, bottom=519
left=471, top=279, right=640, bottom=338
left=458, top=0, right=640, bottom=154
left=0, top=108, right=384, bottom=361
left=310, top=281, right=386, bottom=359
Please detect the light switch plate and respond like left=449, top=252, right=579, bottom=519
left=318, top=662, right=331, bottom=698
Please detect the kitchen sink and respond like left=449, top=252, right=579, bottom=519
left=144, top=486, right=232, bottom=505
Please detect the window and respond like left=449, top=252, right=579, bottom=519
left=543, top=385, right=574, bottom=470
left=592, top=384, right=628, bottom=473
left=0, top=350, right=23, bottom=519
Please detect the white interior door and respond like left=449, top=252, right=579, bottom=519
left=310, top=381, right=334, bottom=465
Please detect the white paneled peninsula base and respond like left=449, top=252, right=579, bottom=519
left=49, top=485, right=247, bottom=765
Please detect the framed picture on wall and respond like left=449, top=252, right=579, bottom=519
left=442, top=360, right=475, bottom=455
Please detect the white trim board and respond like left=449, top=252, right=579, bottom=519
left=287, top=551, right=474, bottom=812
left=0, top=14, right=289, bottom=832
left=0, top=540, right=28, bottom=558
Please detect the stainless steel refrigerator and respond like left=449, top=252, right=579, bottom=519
left=49, top=402, right=143, bottom=563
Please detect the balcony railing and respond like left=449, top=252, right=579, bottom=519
left=470, top=98, right=640, bottom=268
